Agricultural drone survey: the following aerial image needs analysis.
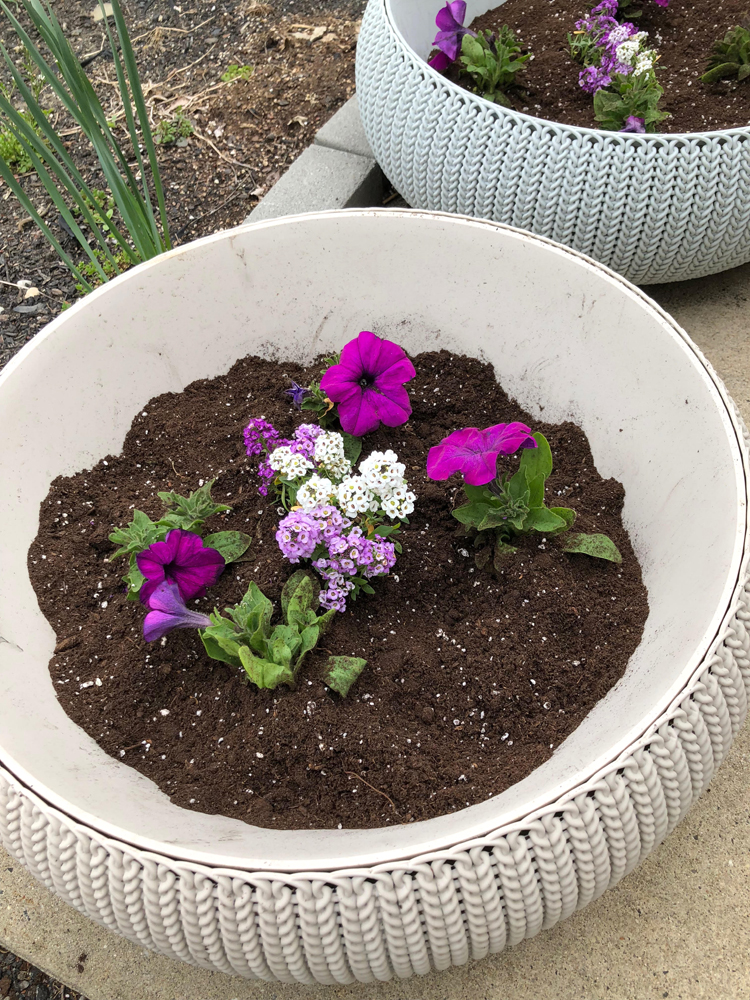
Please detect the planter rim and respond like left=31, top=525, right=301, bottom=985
left=1, top=208, right=747, bottom=875
left=383, top=0, right=750, bottom=141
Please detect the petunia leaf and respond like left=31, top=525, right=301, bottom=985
left=518, top=432, right=553, bottom=482
left=523, top=506, right=567, bottom=534
left=109, top=508, right=162, bottom=561
left=227, top=581, right=273, bottom=637
left=548, top=506, right=576, bottom=533
left=203, top=531, right=252, bottom=564
left=324, top=655, right=368, bottom=697
left=238, top=645, right=295, bottom=689
left=281, top=569, right=316, bottom=620
left=123, top=557, right=146, bottom=600
left=560, top=532, right=622, bottom=563
left=200, top=616, right=243, bottom=668
left=157, top=480, right=231, bottom=533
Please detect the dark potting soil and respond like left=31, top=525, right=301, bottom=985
left=447, top=0, right=750, bottom=133
left=28, top=350, right=648, bottom=831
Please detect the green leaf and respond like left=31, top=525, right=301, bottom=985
left=324, top=656, right=368, bottom=697
left=560, top=532, right=623, bottom=564
left=463, top=483, right=494, bottom=504
left=296, top=623, right=320, bottom=671
left=477, top=505, right=526, bottom=532
left=519, top=432, right=553, bottom=483
left=157, top=480, right=231, bottom=533
left=200, top=627, right=243, bottom=669
left=238, top=646, right=295, bottom=689
left=316, top=607, right=336, bottom=634
left=227, top=582, right=273, bottom=639
left=523, top=506, right=567, bottom=533
left=202, top=531, right=252, bottom=564
left=108, top=508, right=161, bottom=561
left=123, top=558, right=145, bottom=600
left=453, top=500, right=496, bottom=528
left=341, top=432, right=362, bottom=466
left=281, top=569, right=316, bottom=623
left=548, top=506, right=576, bottom=533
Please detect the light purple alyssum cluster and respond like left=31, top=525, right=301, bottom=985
left=271, top=440, right=415, bottom=612
left=276, top=507, right=397, bottom=612
left=575, top=0, right=659, bottom=95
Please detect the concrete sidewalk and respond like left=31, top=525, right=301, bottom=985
left=1, top=260, right=749, bottom=1000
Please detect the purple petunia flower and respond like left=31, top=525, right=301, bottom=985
left=136, top=529, right=225, bottom=605
left=142, top=580, right=212, bottom=642
left=428, top=0, right=476, bottom=71
left=285, top=381, right=309, bottom=408
left=426, top=422, right=537, bottom=486
left=620, top=115, right=646, bottom=132
left=319, top=331, right=416, bottom=437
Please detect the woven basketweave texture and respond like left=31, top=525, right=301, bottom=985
left=1, top=562, right=749, bottom=981
left=355, top=0, right=750, bottom=284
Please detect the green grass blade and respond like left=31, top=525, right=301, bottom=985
left=34, top=0, right=161, bottom=248
left=5, top=0, right=164, bottom=258
left=97, top=1, right=162, bottom=247
left=0, top=44, right=137, bottom=266
left=108, top=0, right=171, bottom=247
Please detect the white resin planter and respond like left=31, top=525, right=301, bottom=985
left=0, top=210, right=748, bottom=982
left=355, top=0, right=750, bottom=284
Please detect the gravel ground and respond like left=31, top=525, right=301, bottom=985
left=0, top=942, right=86, bottom=1000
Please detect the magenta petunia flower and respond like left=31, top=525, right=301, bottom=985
left=136, top=528, right=225, bottom=605
left=428, top=0, right=476, bottom=69
left=620, top=115, right=646, bottom=133
left=319, top=331, right=416, bottom=437
left=142, top=580, right=212, bottom=642
left=426, top=422, right=537, bottom=485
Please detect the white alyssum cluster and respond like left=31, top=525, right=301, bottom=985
left=337, top=476, right=377, bottom=517
left=359, top=450, right=405, bottom=492
left=380, top=481, right=416, bottom=519
left=314, top=431, right=351, bottom=478
left=296, top=474, right=336, bottom=510
left=268, top=445, right=314, bottom=480
left=615, top=32, right=656, bottom=75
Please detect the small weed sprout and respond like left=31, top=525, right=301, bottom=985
left=221, top=63, right=254, bottom=82
left=154, top=106, right=194, bottom=144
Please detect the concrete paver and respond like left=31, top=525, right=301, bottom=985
left=248, top=143, right=383, bottom=221
left=1, top=259, right=749, bottom=1000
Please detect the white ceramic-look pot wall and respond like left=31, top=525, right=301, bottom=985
left=0, top=210, right=748, bottom=982
left=355, top=0, right=750, bottom=284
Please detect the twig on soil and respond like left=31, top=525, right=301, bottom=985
left=173, top=182, right=252, bottom=238
left=131, top=16, right=215, bottom=45
left=190, top=125, right=257, bottom=173
left=344, top=771, right=399, bottom=814
left=163, top=40, right=218, bottom=82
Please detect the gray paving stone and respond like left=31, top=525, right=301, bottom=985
left=246, top=144, right=382, bottom=222
left=314, top=95, right=374, bottom=160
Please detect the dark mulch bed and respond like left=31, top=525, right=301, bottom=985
left=451, top=0, right=750, bottom=132
left=29, top=349, right=648, bottom=830
left=1, top=0, right=362, bottom=369
left=0, top=941, right=86, bottom=1000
